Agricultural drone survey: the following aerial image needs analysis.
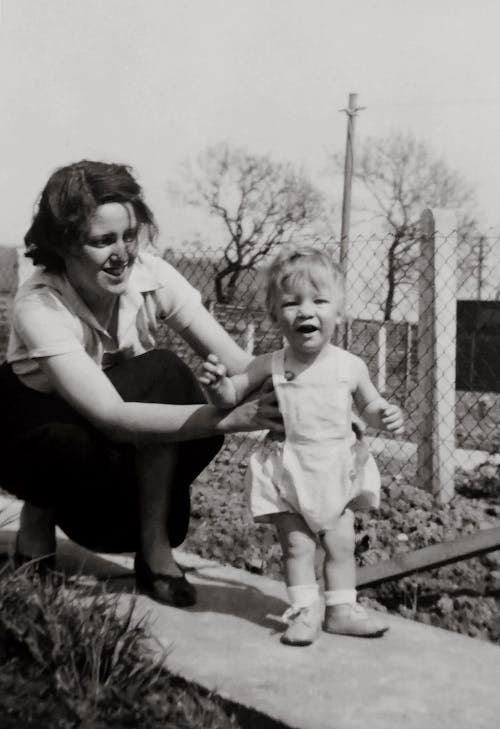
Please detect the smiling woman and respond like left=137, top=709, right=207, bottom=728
left=0, top=160, right=283, bottom=607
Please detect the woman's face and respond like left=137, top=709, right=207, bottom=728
left=63, top=202, right=139, bottom=309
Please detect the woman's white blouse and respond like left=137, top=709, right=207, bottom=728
left=7, top=251, right=203, bottom=392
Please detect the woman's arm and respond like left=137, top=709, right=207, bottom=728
left=178, top=306, right=253, bottom=375
left=36, top=350, right=282, bottom=444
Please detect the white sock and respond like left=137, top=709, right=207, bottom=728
left=324, top=589, right=357, bottom=607
left=287, top=583, right=319, bottom=608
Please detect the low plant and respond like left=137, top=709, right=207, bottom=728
left=0, top=567, right=241, bottom=728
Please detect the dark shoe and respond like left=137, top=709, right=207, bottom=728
left=134, top=553, right=197, bottom=607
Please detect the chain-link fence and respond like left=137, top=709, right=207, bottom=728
left=1, top=218, right=499, bottom=507
left=161, top=212, right=500, bottom=506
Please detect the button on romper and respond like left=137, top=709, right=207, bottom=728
left=246, top=345, right=380, bottom=534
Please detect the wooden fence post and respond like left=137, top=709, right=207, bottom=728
left=416, top=209, right=457, bottom=503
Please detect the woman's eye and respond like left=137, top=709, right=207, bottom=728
left=89, top=234, right=116, bottom=248
left=123, top=229, right=138, bottom=243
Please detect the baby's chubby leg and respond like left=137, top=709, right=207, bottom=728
left=320, top=508, right=356, bottom=598
left=275, top=512, right=317, bottom=587
left=274, top=513, right=323, bottom=646
left=320, top=509, right=387, bottom=637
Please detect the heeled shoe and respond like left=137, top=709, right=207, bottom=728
left=134, top=553, right=197, bottom=607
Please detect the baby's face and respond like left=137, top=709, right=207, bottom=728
left=276, top=278, right=340, bottom=360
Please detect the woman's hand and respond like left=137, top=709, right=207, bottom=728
left=217, top=377, right=284, bottom=435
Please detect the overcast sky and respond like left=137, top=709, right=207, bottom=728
left=2, top=0, right=500, bottom=250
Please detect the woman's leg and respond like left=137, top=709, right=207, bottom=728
left=106, top=349, right=224, bottom=550
left=6, top=421, right=138, bottom=555
left=321, top=509, right=387, bottom=637
left=0, top=352, right=223, bottom=560
left=135, top=444, right=181, bottom=576
left=17, top=503, right=56, bottom=561
left=274, top=513, right=323, bottom=646
left=133, top=443, right=197, bottom=606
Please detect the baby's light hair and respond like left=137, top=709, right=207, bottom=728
left=264, top=245, right=343, bottom=321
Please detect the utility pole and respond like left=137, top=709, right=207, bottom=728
left=476, top=235, right=485, bottom=300
left=339, top=92, right=364, bottom=347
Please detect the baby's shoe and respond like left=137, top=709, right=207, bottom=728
left=323, top=603, right=388, bottom=638
left=280, top=601, right=323, bottom=646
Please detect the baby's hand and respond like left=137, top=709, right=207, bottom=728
left=199, top=353, right=237, bottom=408
left=381, top=402, right=405, bottom=436
left=199, top=353, right=227, bottom=387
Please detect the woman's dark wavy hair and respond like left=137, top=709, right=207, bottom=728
left=24, top=160, right=158, bottom=272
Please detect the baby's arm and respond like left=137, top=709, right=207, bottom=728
left=351, top=356, right=404, bottom=435
left=199, top=353, right=273, bottom=409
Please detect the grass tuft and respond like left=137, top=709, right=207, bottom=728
left=0, top=567, right=242, bottom=728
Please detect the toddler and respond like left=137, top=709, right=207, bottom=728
left=200, top=246, right=404, bottom=646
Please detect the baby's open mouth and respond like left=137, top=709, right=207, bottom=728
left=296, top=324, right=318, bottom=333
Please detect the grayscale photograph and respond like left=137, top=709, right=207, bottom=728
left=0, top=1, right=499, bottom=727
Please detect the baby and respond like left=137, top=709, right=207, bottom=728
left=200, top=246, right=404, bottom=645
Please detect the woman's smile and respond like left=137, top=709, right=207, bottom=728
left=102, top=257, right=133, bottom=278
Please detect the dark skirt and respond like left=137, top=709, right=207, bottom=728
left=0, top=350, right=223, bottom=552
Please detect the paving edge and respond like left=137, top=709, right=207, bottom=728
left=166, top=672, right=294, bottom=729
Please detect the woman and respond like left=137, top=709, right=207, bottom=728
left=0, top=159, right=282, bottom=607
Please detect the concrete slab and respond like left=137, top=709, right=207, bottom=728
left=1, top=494, right=500, bottom=729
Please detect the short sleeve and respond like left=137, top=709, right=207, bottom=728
left=10, top=288, right=84, bottom=360
left=139, top=252, right=203, bottom=330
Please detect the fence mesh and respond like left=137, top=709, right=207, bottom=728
left=0, top=229, right=499, bottom=505
left=161, top=227, right=500, bottom=504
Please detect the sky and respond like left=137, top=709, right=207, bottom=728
left=2, top=0, right=500, bottom=254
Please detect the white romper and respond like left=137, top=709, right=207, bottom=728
left=246, top=345, right=380, bottom=534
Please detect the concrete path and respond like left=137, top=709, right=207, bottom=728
left=1, top=495, right=500, bottom=729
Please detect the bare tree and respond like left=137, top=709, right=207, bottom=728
left=178, top=143, right=327, bottom=303
left=337, top=132, right=477, bottom=319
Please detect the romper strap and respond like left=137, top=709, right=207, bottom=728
left=271, top=348, right=285, bottom=380
left=332, top=346, right=354, bottom=438
left=333, top=346, right=352, bottom=382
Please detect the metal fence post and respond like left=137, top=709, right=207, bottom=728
left=404, top=321, right=412, bottom=401
left=416, top=208, right=457, bottom=502
left=243, top=322, right=255, bottom=354
left=376, top=322, right=387, bottom=394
